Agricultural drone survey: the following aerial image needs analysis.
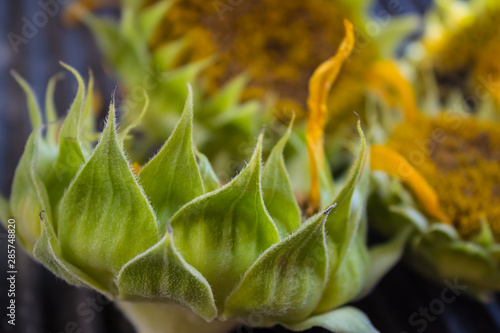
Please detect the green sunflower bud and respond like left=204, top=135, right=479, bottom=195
left=1, top=65, right=399, bottom=333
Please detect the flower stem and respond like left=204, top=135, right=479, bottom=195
left=117, top=301, right=238, bottom=333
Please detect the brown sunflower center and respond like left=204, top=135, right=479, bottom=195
left=148, top=0, right=362, bottom=110
left=388, top=116, right=500, bottom=239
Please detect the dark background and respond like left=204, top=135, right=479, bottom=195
left=2, top=0, right=500, bottom=332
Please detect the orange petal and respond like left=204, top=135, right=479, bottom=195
left=370, top=145, right=450, bottom=224
left=367, top=60, right=417, bottom=123
left=306, top=19, right=355, bottom=210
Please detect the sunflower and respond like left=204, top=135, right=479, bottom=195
left=368, top=62, right=500, bottom=298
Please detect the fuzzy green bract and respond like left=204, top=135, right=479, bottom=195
left=0, top=66, right=397, bottom=333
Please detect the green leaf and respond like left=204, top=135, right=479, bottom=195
left=117, top=233, right=217, bottom=320
left=315, top=122, right=367, bottom=312
left=262, top=117, right=301, bottom=238
left=34, top=212, right=110, bottom=296
left=284, top=306, right=379, bottom=333
left=58, top=102, right=159, bottom=288
left=170, top=134, right=279, bottom=308
left=43, top=63, right=87, bottom=222
left=139, top=87, right=205, bottom=233
left=196, top=150, right=220, bottom=192
left=223, top=208, right=331, bottom=324
left=139, top=0, right=175, bottom=41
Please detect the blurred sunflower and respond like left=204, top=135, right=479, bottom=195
left=413, top=0, right=500, bottom=110
left=368, top=63, right=500, bottom=298
left=66, top=0, right=417, bottom=135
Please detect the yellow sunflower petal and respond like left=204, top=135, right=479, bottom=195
left=370, top=145, right=450, bottom=224
left=367, top=60, right=417, bottom=122
left=306, top=19, right=355, bottom=210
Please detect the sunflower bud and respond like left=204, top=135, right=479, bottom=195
left=0, top=64, right=396, bottom=333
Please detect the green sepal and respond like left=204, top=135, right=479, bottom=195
left=316, top=150, right=336, bottom=210
left=171, top=134, right=279, bottom=308
left=389, top=205, right=428, bottom=233
left=315, top=235, right=369, bottom=312
left=81, top=13, right=145, bottom=84
left=408, top=224, right=499, bottom=295
left=472, top=219, right=495, bottom=248
left=58, top=102, right=159, bottom=289
left=44, top=72, right=64, bottom=143
left=81, top=70, right=96, bottom=145
left=326, top=122, right=366, bottom=259
left=315, top=122, right=367, bottom=312
left=283, top=306, right=379, bottom=333
left=196, top=150, right=220, bottom=193
left=139, top=87, right=205, bottom=233
left=33, top=212, right=111, bottom=297
left=9, top=133, right=43, bottom=251
left=43, top=63, right=87, bottom=222
left=139, top=0, right=175, bottom=41
left=202, top=74, right=249, bottom=118
left=119, top=89, right=149, bottom=143
left=210, top=100, right=260, bottom=134
left=152, top=39, right=186, bottom=70
left=120, top=3, right=148, bottom=66
left=262, top=116, right=301, bottom=238
left=11, top=71, right=42, bottom=129
left=117, top=233, right=217, bottom=321
left=152, top=59, right=212, bottom=111
left=223, top=208, right=331, bottom=324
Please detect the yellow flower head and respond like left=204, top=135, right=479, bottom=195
left=378, top=115, right=500, bottom=239
left=370, top=62, right=500, bottom=239
left=369, top=57, right=500, bottom=298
